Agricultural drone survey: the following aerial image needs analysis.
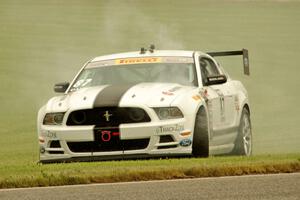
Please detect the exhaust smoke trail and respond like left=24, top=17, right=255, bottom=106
left=100, top=0, right=185, bottom=51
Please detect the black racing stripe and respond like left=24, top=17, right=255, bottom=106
left=93, top=85, right=135, bottom=107
left=88, top=84, right=151, bottom=154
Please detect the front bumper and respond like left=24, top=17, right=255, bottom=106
left=38, top=117, right=194, bottom=162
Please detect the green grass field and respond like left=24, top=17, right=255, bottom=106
left=0, top=0, right=300, bottom=187
left=0, top=154, right=299, bottom=188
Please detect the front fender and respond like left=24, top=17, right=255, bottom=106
left=170, top=89, right=208, bottom=138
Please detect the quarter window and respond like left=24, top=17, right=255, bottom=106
left=199, top=57, right=221, bottom=86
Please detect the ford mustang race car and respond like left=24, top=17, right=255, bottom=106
left=37, top=45, right=252, bottom=163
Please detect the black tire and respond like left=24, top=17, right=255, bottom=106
left=192, top=107, right=209, bottom=157
left=231, top=108, right=252, bottom=156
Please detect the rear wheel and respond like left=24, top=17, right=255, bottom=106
left=232, top=108, right=252, bottom=156
left=192, top=107, right=209, bottom=157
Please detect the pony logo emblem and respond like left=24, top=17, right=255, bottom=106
left=103, top=111, right=112, bottom=122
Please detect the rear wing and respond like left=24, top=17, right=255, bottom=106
left=207, top=49, right=250, bottom=75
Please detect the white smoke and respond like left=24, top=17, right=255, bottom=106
left=100, top=0, right=185, bottom=51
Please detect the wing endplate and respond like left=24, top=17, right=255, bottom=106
left=207, top=49, right=250, bottom=75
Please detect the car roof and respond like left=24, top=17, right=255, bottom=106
left=91, top=50, right=207, bottom=62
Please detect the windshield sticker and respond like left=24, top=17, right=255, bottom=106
left=163, top=57, right=193, bottom=63
left=115, top=57, right=162, bottom=65
left=87, top=60, right=115, bottom=68
left=87, top=57, right=193, bottom=68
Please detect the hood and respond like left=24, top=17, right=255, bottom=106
left=120, top=83, right=194, bottom=107
left=45, top=83, right=194, bottom=112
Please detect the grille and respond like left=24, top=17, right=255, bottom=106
left=66, top=107, right=151, bottom=126
left=49, top=140, right=61, bottom=148
left=67, top=139, right=150, bottom=153
left=157, top=145, right=178, bottom=149
left=48, top=151, right=64, bottom=154
left=159, top=135, right=174, bottom=143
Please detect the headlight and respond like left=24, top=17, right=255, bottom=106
left=153, top=107, right=183, bottom=120
left=43, top=112, right=65, bottom=125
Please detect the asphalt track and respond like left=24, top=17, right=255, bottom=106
left=0, top=173, right=299, bottom=200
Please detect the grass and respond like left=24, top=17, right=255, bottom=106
left=0, top=154, right=299, bottom=189
left=0, top=0, right=300, bottom=188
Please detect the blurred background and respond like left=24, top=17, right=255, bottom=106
left=0, top=0, right=299, bottom=164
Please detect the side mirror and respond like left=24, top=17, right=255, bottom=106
left=54, top=82, right=70, bottom=93
left=206, top=75, right=227, bottom=85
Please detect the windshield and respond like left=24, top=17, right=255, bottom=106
left=70, top=56, right=197, bottom=91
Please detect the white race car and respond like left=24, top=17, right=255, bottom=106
left=37, top=46, right=252, bottom=163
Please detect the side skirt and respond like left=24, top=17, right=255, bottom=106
left=209, top=126, right=238, bottom=155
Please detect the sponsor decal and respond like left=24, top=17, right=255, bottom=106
left=234, top=96, right=240, bottom=111
left=215, top=89, right=226, bottom=122
left=179, top=138, right=192, bottom=147
left=162, top=57, right=194, bottom=63
left=207, top=76, right=224, bottom=81
left=180, top=131, right=191, bottom=137
left=42, top=130, right=57, bottom=139
left=87, top=57, right=193, bottom=68
left=162, top=91, right=174, bottom=96
left=199, top=89, right=209, bottom=102
left=115, top=57, right=161, bottom=65
left=156, top=124, right=184, bottom=134
left=169, top=86, right=181, bottom=92
left=244, top=57, right=249, bottom=67
left=162, top=86, right=182, bottom=96
left=192, top=95, right=201, bottom=101
left=87, top=60, right=115, bottom=68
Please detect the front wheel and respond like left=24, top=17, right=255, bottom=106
left=232, top=108, right=252, bottom=156
left=192, top=107, right=209, bottom=157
